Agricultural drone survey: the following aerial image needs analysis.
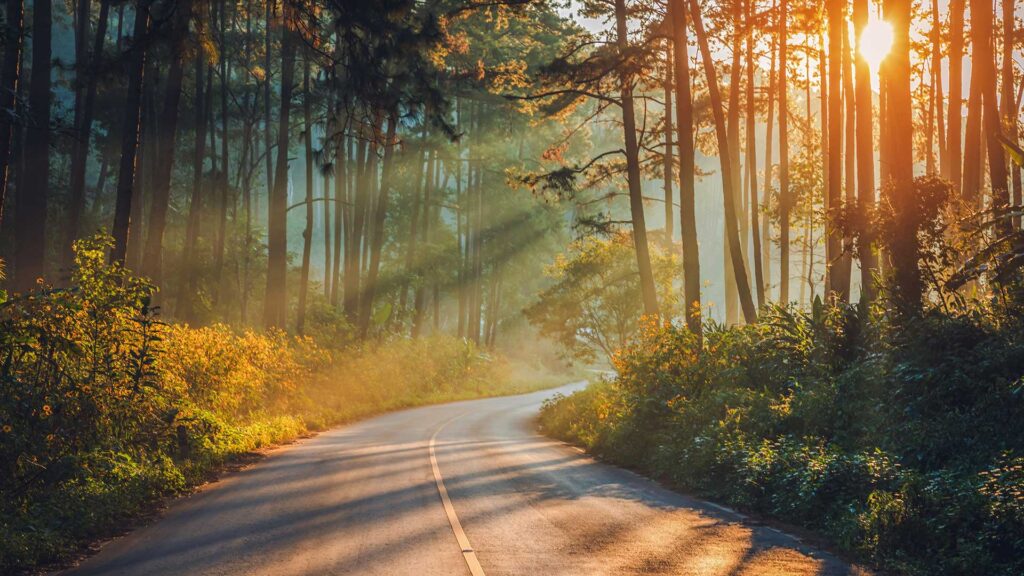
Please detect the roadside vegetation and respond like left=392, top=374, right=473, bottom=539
left=0, top=236, right=560, bottom=572
left=540, top=225, right=1024, bottom=576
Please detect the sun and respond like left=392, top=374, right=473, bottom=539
left=858, top=15, right=894, bottom=78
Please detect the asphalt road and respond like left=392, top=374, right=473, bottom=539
left=63, top=382, right=866, bottom=576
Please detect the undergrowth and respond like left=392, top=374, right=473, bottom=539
left=0, top=236, right=555, bottom=573
left=539, top=304, right=1024, bottom=575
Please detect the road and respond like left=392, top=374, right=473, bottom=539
left=63, top=382, right=866, bottom=576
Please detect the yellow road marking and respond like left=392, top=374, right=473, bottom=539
left=430, top=415, right=486, bottom=576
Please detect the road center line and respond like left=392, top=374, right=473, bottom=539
left=429, top=414, right=486, bottom=576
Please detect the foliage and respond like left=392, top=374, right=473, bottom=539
left=525, top=231, right=678, bottom=362
left=540, top=303, right=1024, bottom=575
left=0, top=235, right=548, bottom=573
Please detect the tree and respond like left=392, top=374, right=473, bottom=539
left=778, top=0, right=791, bottom=303
left=110, top=1, right=152, bottom=265
left=825, top=0, right=847, bottom=301
left=0, top=0, right=24, bottom=232
left=853, top=0, right=877, bottom=300
left=613, top=0, right=660, bottom=317
left=669, top=0, right=701, bottom=341
left=14, top=0, right=52, bottom=288
left=142, top=0, right=193, bottom=285
left=947, top=0, right=964, bottom=188
left=526, top=231, right=676, bottom=362
left=882, top=0, right=921, bottom=311
left=264, top=0, right=297, bottom=329
left=689, top=0, right=757, bottom=323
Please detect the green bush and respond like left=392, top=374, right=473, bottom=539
left=0, top=235, right=539, bottom=573
left=540, top=304, right=1024, bottom=575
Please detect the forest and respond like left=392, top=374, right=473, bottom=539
left=1, top=0, right=1023, bottom=573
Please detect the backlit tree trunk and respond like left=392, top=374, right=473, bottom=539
left=15, top=0, right=52, bottom=287
left=778, top=0, right=791, bottom=303
left=264, top=0, right=297, bottom=329
left=0, top=0, right=24, bottom=232
left=142, top=0, right=192, bottom=286
left=110, top=0, right=150, bottom=266
left=614, top=0, right=660, bottom=317
left=670, top=0, right=701, bottom=341
left=690, top=0, right=756, bottom=323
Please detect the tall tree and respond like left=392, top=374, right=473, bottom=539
left=613, top=0, right=659, bottom=316
left=264, top=0, right=297, bottom=329
left=15, top=0, right=52, bottom=288
left=142, top=0, right=193, bottom=285
left=973, top=0, right=1009, bottom=223
left=662, top=43, right=674, bottom=249
left=1002, top=0, right=1020, bottom=224
left=110, top=0, right=152, bottom=265
left=358, top=112, right=398, bottom=338
left=825, top=0, right=847, bottom=300
left=0, top=0, right=24, bottom=232
left=745, top=0, right=764, bottom=308
left=297, top=56, right=315, bottom=335
left=778, top=0, right=791, bottom=303
left=670, top=0, right=701, bottom=340
left=690, top=0, right=756, bottom=323
left=883, top=0, right=920, bottom=311
left=947, top=0, right=964, bottom=188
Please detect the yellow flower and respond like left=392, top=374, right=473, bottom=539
left=41, top=405, right=52, bottom=417
left=2, top=425, right=11, bottom=433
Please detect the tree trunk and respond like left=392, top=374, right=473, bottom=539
left=358, top=112, right=398, bottom=338
left=400, top=130, right=426, bottom=316
left=933, top=0, right=947, bottom=178
left=745, top=0, right=764, bottom=308
left=297, top=56, right=314, bottom=335
left=412, top=148, right=436, bottom=339
left=142, top=0, right=191, bottom=286
left=974, top=0, right=1009, bottom=223
left=15, top=0, right=52, bottom=288
left=947, top=0, right=964, bottom=190
left=670, top=0, right=701, bottom=341
left=179, top=55, right=208, bottom=321
left=613, top=0, right=660, bottom=317
left=883, top=0, right=921, bottom=312
left=724, top=0, right=744, bottom=324
left=778, top=0, right=791, bottom=304
left=323, top=167, right=332, bottom=297
left=762, top=24, right=776, bottom=302
left=212, top=0, right=231, bottom=303
left=263, top=0, right=297, bottom=329
left=331, top=116, right=347, bottom=307
left=1004, top=0, right=1020, bottom=227
left=825, top=0, right=847, bottom=301
left=690, top=0, right=757, bottom=323
left=663, top=43, right=674, bottom=249
left=110, top=0, right=150, bottom=266
left=0, top=0, right=24, bottom=232
left=962, top=11, right=984, bottom=203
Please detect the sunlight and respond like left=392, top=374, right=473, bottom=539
left=858, top=15, right=894, bottom=79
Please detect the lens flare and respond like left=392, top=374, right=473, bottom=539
left=859, top=16, right=894, bottom=77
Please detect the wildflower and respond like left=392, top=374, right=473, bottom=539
left=2, top=425, right=11, bottom=433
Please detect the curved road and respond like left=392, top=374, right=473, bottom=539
left=64, top=383, right=866, bottom=576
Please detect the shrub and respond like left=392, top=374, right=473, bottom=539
left=0, top=234, right=533, bottom=573
left=539, top=302, right=1024, bottom=575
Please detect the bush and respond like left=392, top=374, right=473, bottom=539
left=539, top=303, right=1024, bottom=575
left=0, top=235, right=539, bottom=573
